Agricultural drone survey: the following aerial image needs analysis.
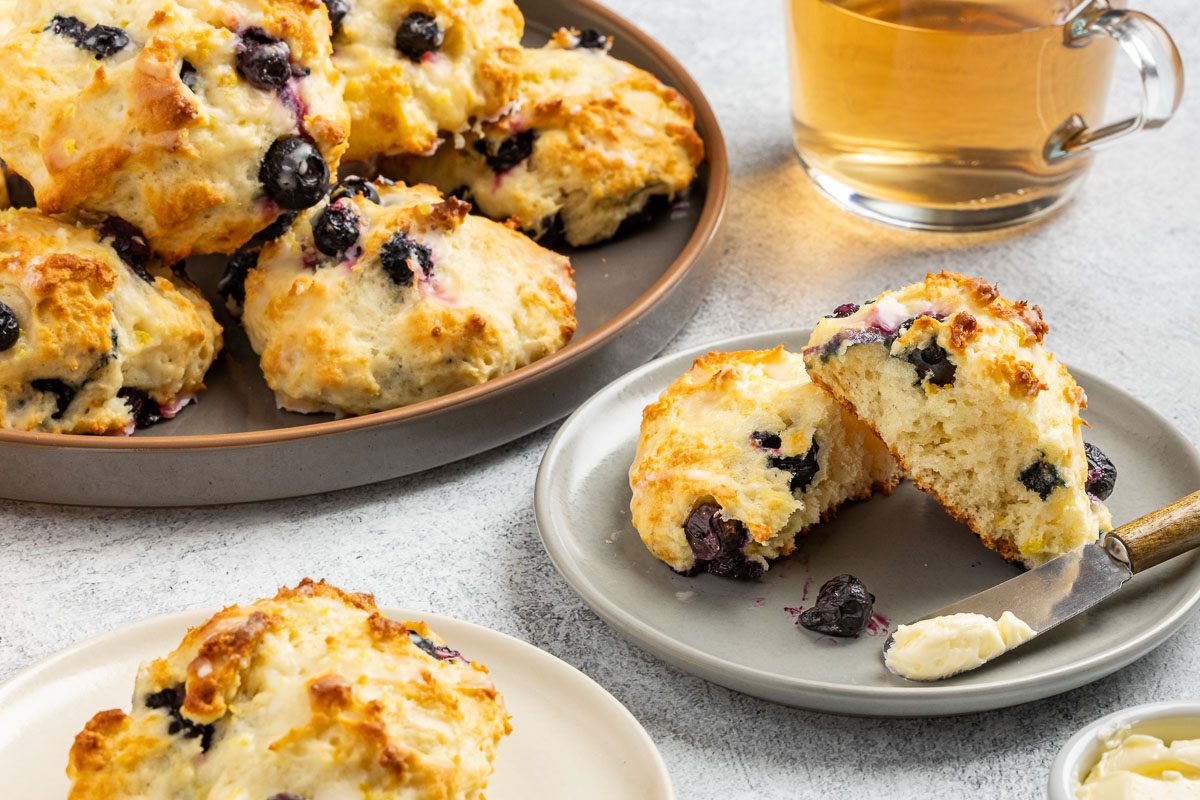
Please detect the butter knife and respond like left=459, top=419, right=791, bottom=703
left=882, top=490, right=1200, bottom=680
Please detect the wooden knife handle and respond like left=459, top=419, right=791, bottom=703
left=1106, top=490, right=1200, bottom=574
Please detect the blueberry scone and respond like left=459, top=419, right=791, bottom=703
left=0, top=0, right=349, bottom=261
left=803, top=272, right=1114, bottom=567
left=68, top=579, right=511, bottom=799
left=387, top=28, right=705, bottom=247
left=0, top=209, right=221, bottom=434
left=332, top=0, right=524, bottom=160
left=629, top=348, right=901, bottom=579
left=242, top=178, right=576, bottom=414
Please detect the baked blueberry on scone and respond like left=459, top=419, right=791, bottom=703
left=0, top=0, right=349, bottom=261
left=242, top=178, right=576, bottom=415
left=0, top=209, right=221, bottom=434
left=67, top=579, right=510, bottom=799
left=803, top=272, right=1114, bottom=567
left=332, top=0, right=523, bottom=160
left=387, top=28, right=705, bottom=247
left=629, top=348, right=901, bottom=579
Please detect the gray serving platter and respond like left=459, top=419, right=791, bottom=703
left=534, top=328, right=1200, bottom=717
left=0, top=0, right=727, bottom=507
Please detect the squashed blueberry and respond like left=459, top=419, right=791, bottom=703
left=144, top=684, right=216, bottom=751
left=330, top=176, right=380, bottom=205
left=1019, top=457, right=1065, bottom=500
left=681, top=503, right=764, bottom=581
left=473, top=130, right=536, bottom=174
left=799, top=574, right=875, bottom=637
left=312, top=203, right=361, bottom=257
left=49, top=16, right=129, bottom=59
left=218, top=247, right=260, bottom=306
left=260, top=137, right=330, bottom=210
left=0, top=301, right=20, bottom=351
left=409, top=630, right=462, bottom=661
left=768, top=440, right=821, bottom=493
left=237, top=29, right=292, bottom=91
left=575, top=29, right=610, bottom=50
left=825, top=303, right=860, bottom=319
left=379, top=233, right=432, bottom=286
left=118, top=388, right=163, bottom=429
left=98, top=218, right=153, bottom=283
left=904, top=342, right=955, bottom=387
left=395, top=12, right=443, bottom=61
left=1084, top=442, right=1117, bottom=501
left=254, top=211, right=299, bottom=243
left=31, top=379, right=76, bottom=419
left=751, top=431, right=782, bottom=450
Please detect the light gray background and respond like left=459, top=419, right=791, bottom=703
left=2, top=1, right=1198, bottom=798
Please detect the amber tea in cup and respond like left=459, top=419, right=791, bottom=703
left=785, top=0, right=1184, bottom=230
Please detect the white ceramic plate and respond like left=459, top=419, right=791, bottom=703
left=535, top=328, right=1200, bottom=717
left=0, top=608, right=673, bottom=799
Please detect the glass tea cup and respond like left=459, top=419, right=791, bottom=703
left=784, top=0, right=1184, bottom=230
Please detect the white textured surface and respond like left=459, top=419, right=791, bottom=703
left=2, top=1, right=1198, bottom=798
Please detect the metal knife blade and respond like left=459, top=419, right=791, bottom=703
left=882, top=542, right=1132, bottom=670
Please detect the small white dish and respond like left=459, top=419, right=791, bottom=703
left=1047, top=701, right=1200, bottom=799
left=0, top=607, right=674, bottom=799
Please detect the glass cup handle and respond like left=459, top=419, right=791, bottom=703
left=1045, top=7, right=1185, bottom=161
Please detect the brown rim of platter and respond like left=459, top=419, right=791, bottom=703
left=0, top=0, right=729, bottom=452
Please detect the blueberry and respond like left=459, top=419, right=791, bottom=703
left=681, top=503, right=764, bottom=581
left=97, top=218, right=153, bottom=283
left=48, top=16, right=129, bottom=59
left=799, top=574, right=875, bottom=637
left=144, top=684, right=216, bottom=751
left=575, top=29, right=610, bottom=50
left=409, top=630, right=462, bottom=661
left=5, top=171, right=35, bottom=209
left=267, top=795, right=306, bottom=800
left=768, top=440, right=821, bottom=493
left=1019, top=457, right=1065, bottom=500
left=825, top=303, right=860, bottom=319
left=395, top=12, right=443, bottom=61
left=329, top=176, right=380, bottom=205
left=312, top=203, right=361, bottom=258
left=253, top=211, right=299, bottom=243
left=237, top=29, right=292, bottom=91
left=118, top=388, right=163, bottom=429
left=473, top=130, right=536, bottom=174
left=218, top=247, right=260, bottom=306
left=379, top=233, right=432, bottom=286
left=0, top=301, right=20, bottom=351
left=260, top=137, right=330, bottom=210
left=751, top=431, right=782, bottom=450
left=31, top=379, right=76, bottom=419
left=322, top=0, right=351, bottom=36
left=1084, top=442, right=1117, bottom=501
left=904, top=342, right=956, bottom=387
left=180, top=59, right=200, bottom=92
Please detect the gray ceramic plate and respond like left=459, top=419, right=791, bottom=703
left=535, top=328, right=1200, bottom=717
left=0, top=0, right=726, bottom=507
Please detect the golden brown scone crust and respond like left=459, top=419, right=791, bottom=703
left=68, top=579, right=511, bottom=800
left=0, top=0, right=349, bottom=261
left=386, top=30, right=705, bottom=247
left=0, top=209, right=221, bottom=434
left=335, top=0, right=523, bottom=160
left=630, top=347, right=900, bottom=575
left=804, top=271, right=1112, bottom=567
left=242, top=180, right=576, bottom=415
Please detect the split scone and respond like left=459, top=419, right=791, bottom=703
left=0, top=0, right=349, bottom=261
left=387, top=28, right=705, bottom=247
left=242, top=179, right=576, bottom=415
left=333, top=0, right=523, bottom=160
left=0, top=209, right=221, bottom=434
left=68, top=579, right=510, bottom=800
left=803, top=272, right=1113, bottom=567
left=629, top=348, right=901, bottom=579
